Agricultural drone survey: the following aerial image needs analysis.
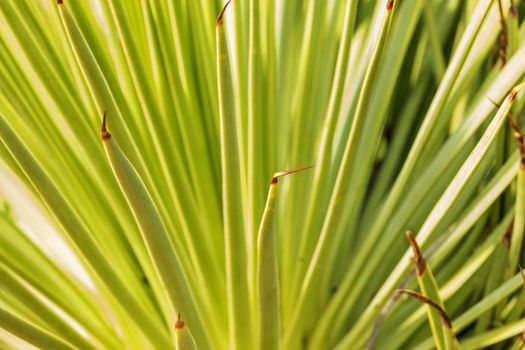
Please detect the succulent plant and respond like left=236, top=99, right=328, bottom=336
left=1, top=0, right=524, bottom=349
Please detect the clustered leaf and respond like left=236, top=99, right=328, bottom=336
left=0, top=0, right=524, bottom=349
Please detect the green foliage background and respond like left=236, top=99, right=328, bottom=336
left=0, top=0, right=525, bottom=349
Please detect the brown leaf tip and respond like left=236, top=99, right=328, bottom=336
left=271, top=165, right=315, bottom=185
left=175, top=313, right=185, bottom=330
left=386, top=0, right=394, bottom=11
left=509, top=82, right=525, bottom=103
left=57, top=0, right=63, bottom=4
left=397, top=289, right=452, bottom=328
left=406, top=231, right=426, bottom=276
left=101, top=111, right=111, bottom=141
left=216, top=0, right=232, bottom=26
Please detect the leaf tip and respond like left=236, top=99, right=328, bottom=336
left=405, top=231, right=426, bottom=276
left=101, top=111, right=111, bottom=141
left=57, top=0, right=63, bottom=4
left=397, top=289, right=452, bottom=328
left=175, top=313, right=185, bottom=330
left=509, top=82, right=525, bottom=102
left=386, top=0, right=394, bottom=11
left=216, top=0, right=232, bottom=26
left=271, top=165, right=315, bottom=185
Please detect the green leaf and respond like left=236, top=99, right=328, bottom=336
left=216, top=2, right=252, bottom=348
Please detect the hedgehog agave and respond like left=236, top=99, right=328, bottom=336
left=1, top=0, right=525, bottom=349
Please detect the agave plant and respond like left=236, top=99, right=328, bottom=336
left=1, top=0, right=525, bottom=349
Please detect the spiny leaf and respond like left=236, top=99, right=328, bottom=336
left=256, top=166, right=313, bottom=350
left=216, top=2, right=252, bottom=348
left=101, top=113, right=210, bottom=348
left=174, top=314, right=196, bottom=350
left=397, top=289, right=460, bottom=350
left=406, top=231, right=447, bottom=350
left=0, top=116, right=171, bottom=349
